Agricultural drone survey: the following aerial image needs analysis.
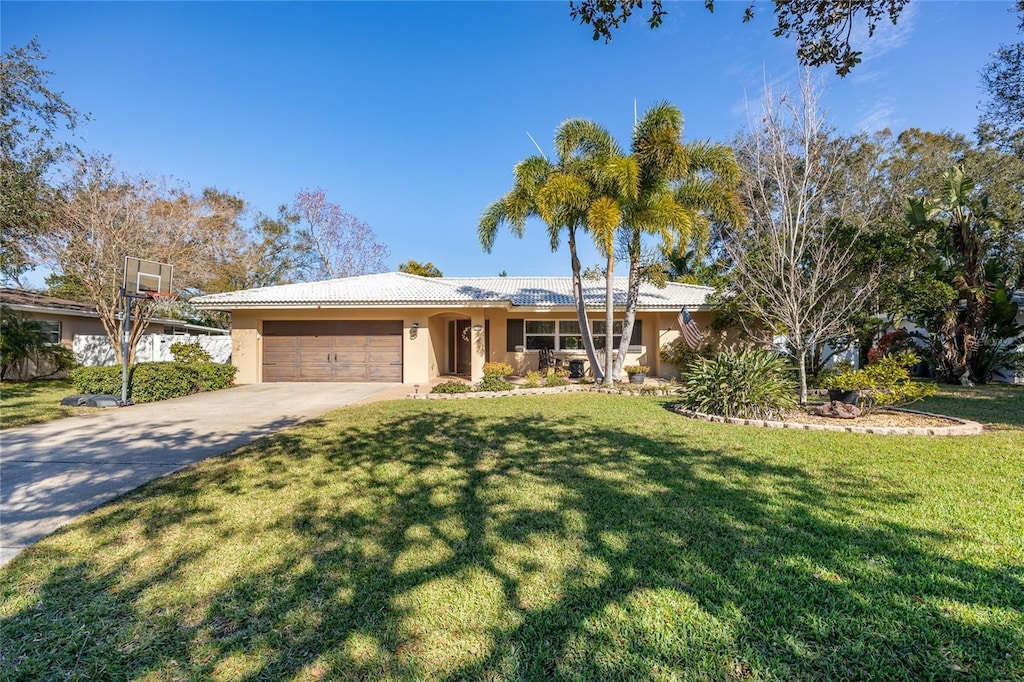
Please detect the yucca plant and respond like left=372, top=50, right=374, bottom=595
left=681, top=349, right=797, bottom=420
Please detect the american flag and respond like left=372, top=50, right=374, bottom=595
left=678, top=308, right=705, bottom=349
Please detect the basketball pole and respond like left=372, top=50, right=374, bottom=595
left=120, top=286, right=131, bottom=405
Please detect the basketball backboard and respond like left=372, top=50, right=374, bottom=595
left=123, top=257, right=173, bottom=298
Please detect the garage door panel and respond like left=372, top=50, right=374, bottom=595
left=297, top=365, right=335, bottom=380
left=368, top=364, right=402, bottom=381
left=262, top=320, right=402, bottom=382
left=368, top=337, right=401, bottom=350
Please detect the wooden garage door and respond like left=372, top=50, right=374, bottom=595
left=263, top=321, right=402, bottom=382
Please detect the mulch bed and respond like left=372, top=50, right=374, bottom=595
left=788, top=405, right=960, bottom=428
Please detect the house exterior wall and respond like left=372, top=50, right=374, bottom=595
left=227, top=306, right=702, bottom=384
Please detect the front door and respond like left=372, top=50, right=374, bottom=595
left=455, top=320, right=472, bottom=375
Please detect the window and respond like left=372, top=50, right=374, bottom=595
left=592, top=320, right=623, bottom=350
left=524, top=320, right=584, bottom=351
left=518, top=319, right=640, bottom=351
left=39, top=321, right=61, bottom=344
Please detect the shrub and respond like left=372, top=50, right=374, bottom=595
left=867, top=329, right=919, bottom=364
left=681, top=349, right=797, bottom=420
left=192, top=363, right=237, bottom=392
left=523, top=370, right=543, bottom=388
left=624, top=365, right=649, bottom=374
left=169, top=341, right=212, bottom=364
left=69, top=365, right=122, bottom=395
left=431, top=380, right=473, bottom=394
left=660, top=339, right=714, bottom=375
left=476, top=374, right=514, bottom=392
left=69, top=362, right=236, bottom=403
left=544, top=372, right=570, bottom=387
left=482, top=362, right=513, bottom=378
left=822, top=352, right=936, bottom=414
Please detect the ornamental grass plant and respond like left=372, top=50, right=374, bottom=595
left=681, top=348, right=797, bottom=419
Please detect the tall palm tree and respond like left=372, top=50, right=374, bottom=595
left=479, top=120, right=633, bottom=381
left=553, top=120, right=638, bottom=385
left=611, top=104, right=743, bottom=378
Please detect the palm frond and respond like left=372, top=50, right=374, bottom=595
left=587, top=196, right=622, bottom=254
left=556, top=119, right=621, bottom=160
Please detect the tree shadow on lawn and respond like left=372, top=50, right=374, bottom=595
left=2, top=401, right=1022, bottom=680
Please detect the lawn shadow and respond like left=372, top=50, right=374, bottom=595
left=2, top=399, right=1021, bottom=680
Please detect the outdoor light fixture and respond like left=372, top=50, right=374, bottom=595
left=472, top=324, right=483, bottom=332
left=409, top=322, right=420, bottom=339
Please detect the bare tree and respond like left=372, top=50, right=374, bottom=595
left=728, top=73, right=880, bottom=403
left=38, top=156, right=243, bottom=363
left=293, top=188, right=389, bottom=280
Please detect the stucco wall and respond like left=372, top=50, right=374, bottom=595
left=227, top=307, right=701, bottom=384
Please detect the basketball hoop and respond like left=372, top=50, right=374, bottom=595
left=147, top=292, right=179, bottom=303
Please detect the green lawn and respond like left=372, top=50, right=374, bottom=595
left=0, top=379, right=97, bottom=429
left=2, top=387, right=1022, bottom=680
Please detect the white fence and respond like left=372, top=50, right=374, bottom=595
left=74, top=334, right=232, bottom=366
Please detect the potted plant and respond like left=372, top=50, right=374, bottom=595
left=624, top=365, right=648, bottom=384
left=821, top=370, right=860, bottom=404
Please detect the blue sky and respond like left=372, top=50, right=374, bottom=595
left=3, top=1, right=1019, bottom=284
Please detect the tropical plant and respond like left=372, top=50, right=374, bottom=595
left=612, top=103, right=743, bottom=380
left=0, top=305, right=75, bottom=380
left=680, top=349, right=797, bottom=420
left=906, top=165, right=1024, bottom=383
left=479, top=120, right=636, bottom=382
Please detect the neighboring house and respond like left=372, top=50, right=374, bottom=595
left=190, top=272, right=715, bottom=385
left=1, top=288, right=229, bottom=379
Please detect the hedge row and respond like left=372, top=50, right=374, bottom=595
left=69, top=362, right=236, bottom=403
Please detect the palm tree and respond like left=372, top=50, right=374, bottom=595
left=479, top=120, right=636, bottom=382
left=907, top=165, right=1012, bottom=382
left=610, top=104, right=743, bottom=378
left=552, top=120, right=638, bottom=385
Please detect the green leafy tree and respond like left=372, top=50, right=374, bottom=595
left=1, top=38, right=86, bottom=283
left=398, top=260, right=443, bottom=277
left=569, top=0, right=909, bottom=75
left=0, top=304, right=75, bottom=380
left=204, top=200, right=300, bottom=293
left=980, top=1, right=1024, bottom=138
left=43, top=272, right=91, bottom=301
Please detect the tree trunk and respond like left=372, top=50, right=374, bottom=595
left=569, top=227, right=603, bottom=381
left=614, top=235, right=643, bottom=378
left=604, top=252, right=615, bottom=386
left=797, top=347, right=808, bottom=405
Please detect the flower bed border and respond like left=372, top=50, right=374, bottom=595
left=668, top=405, right=983, bottom=436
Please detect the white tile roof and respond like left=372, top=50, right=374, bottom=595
left=190, top=272, right=713, bottom=310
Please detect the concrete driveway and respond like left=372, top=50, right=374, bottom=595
left=0, top=382, right=399, bottom=566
